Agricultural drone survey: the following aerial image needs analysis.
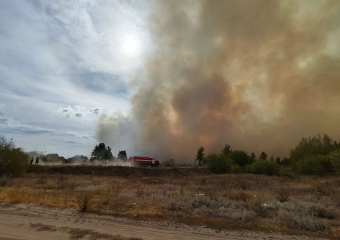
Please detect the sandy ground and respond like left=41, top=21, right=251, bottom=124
left=0, top=203, right=329, bottom=240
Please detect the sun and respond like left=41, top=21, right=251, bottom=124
left=121, top=34, right=140, bottom=56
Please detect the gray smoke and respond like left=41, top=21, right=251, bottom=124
left=97, top=0, right=340, bottom=162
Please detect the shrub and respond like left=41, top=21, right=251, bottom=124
left=276, top=188, right=290, bottom=202
left=191, top=195, right=211, bottom=208
left=295, top=155, right=332, bottom=175
left=162, top=158, right=175, bottom=167
left=205, top=154, right=232, bottom=174
left=0, top=136, right=29, bottom=177
left=76, top=190, right=94, bottom=212
left=276, top=201, right=329, bottom=231
left=329, top=151, right=340, bottom=175
left=250, top=160, right=280, bottom=176
left=228, top=150, right=253, bottom=167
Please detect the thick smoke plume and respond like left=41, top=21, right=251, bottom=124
left=97, top=0, right=340, bottom=162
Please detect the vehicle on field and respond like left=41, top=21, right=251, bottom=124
left=129, top=156, right=160, bottom=167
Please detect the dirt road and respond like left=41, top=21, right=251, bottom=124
left=0, top=204, right=327, bottom=240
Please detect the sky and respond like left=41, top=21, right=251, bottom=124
left=1, top=0, right=340, bottom=162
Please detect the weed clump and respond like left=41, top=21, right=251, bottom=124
left=75, top=187, right=94, bottom=212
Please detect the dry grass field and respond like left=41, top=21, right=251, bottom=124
left=0, top=165, right=340, bottom=239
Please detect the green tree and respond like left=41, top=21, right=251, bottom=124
left=221, top=144, right=232, bottom=155
left=290, top=134, right=339, bottom=172
left=280, top=157, right=290, bottom=166
left=90, top=143, right=113, bottom=161
left=329, top=151, right=340, bottom=175
left=117, top=150, right=127, bottom=160
left=295, top=155, right=330, bottom=175
left=228, top=150, right=253, bottom=167
left=205, top=153, right=232, bottom=174
left=275, top=157, right=281, bottom=164
left=0, top=136, right=29, bottom=177
left=195, top=146, right=205, bottom=166
left=259, top=151, right=267, bottom=160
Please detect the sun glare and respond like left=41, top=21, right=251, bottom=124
left=121, top=34, right=140, bottom=56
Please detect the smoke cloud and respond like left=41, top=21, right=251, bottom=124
left=97, top=0, right=340, bottom=162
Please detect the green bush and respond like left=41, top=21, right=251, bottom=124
left=0, top=136, right=29, bottom=177
left=250, top=160, right=280, bottom=176
left=205, top=153, right=232, bottom=174
left=295, top=155, right=332, bottom=175
left=329, top=151, right=340, bottom=175
left=280, top=158, right=290, bottom=166
left=228, top=150, right=253, bottom=167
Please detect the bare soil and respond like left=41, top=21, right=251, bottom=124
left=0, top=203, right=329, bottom=240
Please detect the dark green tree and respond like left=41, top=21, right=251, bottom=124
left=90, top=143, right=113, bottom=161
left=221, top=144, right=232, bottom=156
left=205, top=153, right=232, bottom=174
left=290, top=134, right=339, bottom=171
left=228, top=150, right=253, bottom=167
left=259, top=151, right=267, bottom=160
left=0, top=136, right=29, bottom=177
left=117, top=150, right=127, bottom=160
left=195, top=146, right=205, bottom=166
left=280, top=157, right=290, bottom=166
left=275, top=157, right=281, bottom=164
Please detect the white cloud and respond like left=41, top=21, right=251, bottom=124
left=0, top=0, right=150, bottom=156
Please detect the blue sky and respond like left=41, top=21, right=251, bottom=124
left=0, top=0, right=150, bottom=157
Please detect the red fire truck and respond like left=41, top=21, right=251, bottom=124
left=129, top=156, right=160, bottom=167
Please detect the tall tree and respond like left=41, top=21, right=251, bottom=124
left=221, top=144, right=232, bottom=156
left=195, top=146, right=205, bottom=166
left=117, top=150, right=127, bottom=160
left=228, top=150, right=253, bottom=167
left=90, top=143, right=113, bottom=161
left=259, top=151, right=267, bottom=160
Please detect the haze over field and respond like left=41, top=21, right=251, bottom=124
left=1, top=0, right=340, bottom=162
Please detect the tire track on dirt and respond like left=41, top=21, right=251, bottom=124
left=0, top=204, right=327, bottom=240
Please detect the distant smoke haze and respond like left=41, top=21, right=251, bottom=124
left=96, top=0, right=340, bottom=162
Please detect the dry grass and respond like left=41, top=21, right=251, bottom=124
left=1, top=167, right=340, bottom=238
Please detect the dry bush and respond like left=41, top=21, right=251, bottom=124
left=275, top=201, right=336, bottom=231
left=43, top=179, right=58, bottom=190
left=312, top=182, right=334, bottom=197
left=102, top=182, right=123, bottom=209
left=75, top=187, right=95, bottom=212
left=276, top=188, right=290, bottom=202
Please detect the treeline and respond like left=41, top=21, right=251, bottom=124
left=194, top=145, right=284, bottom=176
left=89, top=142, right=128, bottom=162
left=195, top=134, right=340, bottom=176
left=1, top=134, right=340, bottom=178
left=290, top=134, right=340, bottom=175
